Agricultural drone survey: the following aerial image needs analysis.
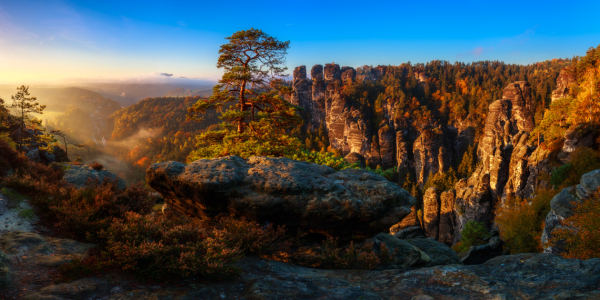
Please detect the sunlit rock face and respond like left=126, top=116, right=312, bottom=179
left=551, top=67, right=576, bottom=102
left=289, top=64, right=559, bottom=246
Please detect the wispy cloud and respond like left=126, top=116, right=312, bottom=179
left=501, top=25, right=538, bottom=45
left=456, top=46, right=493, bottom=59
left=455, top=25, right=539, bottom=60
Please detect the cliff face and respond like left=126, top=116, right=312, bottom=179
left=551, top=68, right=576, bottom=102
left=292, top=64, right=452, bottom=175
left=290, top=64, right=570, bottom=246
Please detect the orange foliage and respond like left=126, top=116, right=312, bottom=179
left=135, top=157, right=151, bottom=168
left=551, top=191, right=600, bottom=260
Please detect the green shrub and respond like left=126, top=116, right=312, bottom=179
left=550, top=163, right=573, bottom=187
left=365, top=166, right=397, bottom=182
left=290, top=150, right=359, bottom=171
left=17, top=208, right=35, bottom=220
left=1, top=187, right=27, bottom=209
left=452, top=221, right=491, bottom=254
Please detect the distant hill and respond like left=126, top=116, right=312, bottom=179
left=78, top=83, right=215, bottom=107
left=108, top=96, right=219, bottom=140
left=0, top=86, right=121, bottom=116
left=164, top=87, right=213, bottom=97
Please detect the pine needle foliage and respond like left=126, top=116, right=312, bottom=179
left=187, top=28, right=303, bottom=159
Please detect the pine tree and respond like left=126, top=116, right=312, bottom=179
left=458, top=144, right=476, bottom=178
left=8, top=85, right=46, bottom=152
left=186, top=29, right=303, bottom=159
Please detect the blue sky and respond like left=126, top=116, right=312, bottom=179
left=1, top=0, right=599, bottom=84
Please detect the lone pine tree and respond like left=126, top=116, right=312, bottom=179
left=9, top=85, right=46, bottom=152
left=187, top=28, right=303, bottom=159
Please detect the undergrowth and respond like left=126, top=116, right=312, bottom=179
left=1, top=158, right=397, bottom=281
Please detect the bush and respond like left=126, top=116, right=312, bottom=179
left=452, top=221, right=491, bottom=254
left=551, top=191, right=600, bottom=260
left=550, top=163, right=572, bottom=187
left=89, top=162, right=104, bottom=171
left=46, top=181, right=154, bottom=241
left=290, top=149, right=359, bottom=171
left=0, top=137, right=28, bottom=178
left=214, top=216, right=291, bottom=256
left=365, top=166, right=397, bottom=182
left=495, top=188, right=555, bottom=254
left=562, top=147, right=600, bottom=187
left=97, top=213, right=242, bottom=279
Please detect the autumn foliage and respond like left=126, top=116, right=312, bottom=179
left=495, top=188, right=554, bottom=254
left=551, top=191, right=600, bottom=260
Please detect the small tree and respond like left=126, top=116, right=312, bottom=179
left=187, top=28, right=303, bottom=159
left=50, top=129, right=84, bottom=158
left=8, top=85, right=46, bottom=152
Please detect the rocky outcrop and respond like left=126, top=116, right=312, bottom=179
left=453, top=174, right=493, bottom=244
left=344, top=152, right=366, bottom=168
left=62, top=164, right=127, bottom=190
left=423, top=187, right=440, bottom=239
left=502, top=81, right=535, bottom=132
left=558, top=126, right=594, bottom=162
left=461, top=236, right=503, bottom=265
left=392, top=226, right=425, bottom=239
left=542, top=168, right=600, bottom=253
left=371, top=233, right=431, bottom=270
left=405, top=238, right=462, bottom=267
left=0, top=231, right=94, bottom=296
left=23, top=254, right=600, bottom=299
left=389, top=206, right=420, bottom=234
left=551, top=67, right=576, bottom=102
left=377, top=124, right=395, bottom=169
left=413, top=129, right=446, bottom=186
left=501, top=132, right=533, bottom=201
left=438, top=189, right=456, bottom=245
left=146, top=156, right=416, bottom=240
left=522, top=145, right=554, bottom=199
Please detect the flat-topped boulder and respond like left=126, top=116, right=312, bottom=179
left=61, top=164, right=126, bottom=190
left=146, top=156, right=416, bottom=239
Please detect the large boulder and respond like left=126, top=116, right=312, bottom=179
left=371, top=233, right=431, bottom=270
left=404, top=237, right=462, bottom=267
left=461, top=236, right=503, bottom=265
left=147, top=156, right=416, bottom=240
left=62, top=164, right=126, bottom=190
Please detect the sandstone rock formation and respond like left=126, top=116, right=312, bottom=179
left=422, top=187, right=440, bottom=239
left=389, top=206, right=420, bottom=234
left=62, top=164, right=127, bottom=190
left=413, top=129, right=446, bottom=186
left=541, top=168, right=600, bottom=253
left=146, top=156, right=416, bottom=240
left=551, top=67, right=576, bottom=102
left=438, top=189, right=456, bottom=244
